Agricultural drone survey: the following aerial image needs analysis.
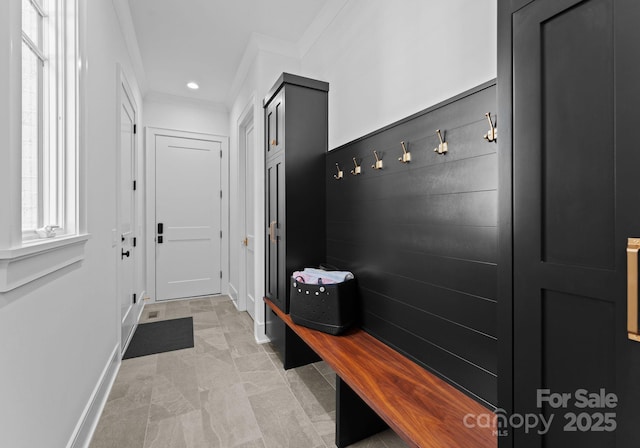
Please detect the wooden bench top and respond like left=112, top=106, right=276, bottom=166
left=265, top=298, right=496, bottom=448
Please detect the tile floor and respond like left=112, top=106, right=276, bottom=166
left=89, top=295, right=408, bottom=448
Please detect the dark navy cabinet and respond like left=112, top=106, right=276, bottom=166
left=264, top=73, right=328, bottom=367
left=499, top=0, right=640, bottom=446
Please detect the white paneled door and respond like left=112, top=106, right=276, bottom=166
left=244, top=125, right=256, bottom=320
left=155, top=135, right=222, bottom=300
left=119, top=78, right=137, bottom=353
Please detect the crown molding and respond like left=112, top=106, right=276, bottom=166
left=112, top=0, right=147, bottom=94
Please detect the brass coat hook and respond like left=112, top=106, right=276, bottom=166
left=484, top=112, right=497, bottom=142
left=351, top=157, right=361, bottom=175
left=333, top=163, right=344, bottom=180
left=371, top=150, right=383, bottom=170
left=433, top=130, right=448, bottom=155
left=398, top=141, right=411, bottom=163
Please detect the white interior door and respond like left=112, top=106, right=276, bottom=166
left=244, top=125, right=256, bottom=319
left=119, top=84, right=136, bottom=351
left=155, top=135, right=221, bottom=300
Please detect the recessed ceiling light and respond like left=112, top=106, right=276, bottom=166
left=187, top=81, right=199, bottom=90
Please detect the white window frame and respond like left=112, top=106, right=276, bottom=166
left=20, top=0, right=47, bottom=237
left=21, top=0, right=78, bottom=242
left=0, top=0, right=88, bottom=293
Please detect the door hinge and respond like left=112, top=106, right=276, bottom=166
left=220, top=230, right=223, bottom=239
left=133, top=293, right=137, bottom=304
left=220, top=150, right=222, bottom=158
left=133, top=180, right=137, bottom=191
left=220, top=190, right=222, bottom=199
left=132, top=237, right=137, bottom=247
left=220, top=271, right=223, bottom=279
left=133, top=124, right=137, bottom=134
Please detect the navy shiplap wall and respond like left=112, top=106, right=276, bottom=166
left=325, top=81, right=497, bottom=408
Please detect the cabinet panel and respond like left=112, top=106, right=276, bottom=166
left=539, top=0, right=614, bottom=269
left=266, top=91, right=284, bottom=158
left=265, top=154, right=285, bottom=311
left=276, top=154, right=286, bottom=309
left=265, top=162, right=274, bottom=299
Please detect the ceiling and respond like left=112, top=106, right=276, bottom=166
left=127, top=0, right=330, bottom=105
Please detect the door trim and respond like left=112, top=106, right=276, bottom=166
left=497, top=2, right=514, bottom=447
left=237, top=99, right=255, bottom=313
left=145, top=127, right=229, bottom=303
left=235, top=95, right=269, bottom=343
left=116, top=66, right=143, bottom=353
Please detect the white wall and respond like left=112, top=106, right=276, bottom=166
left=143, top=94, right=229, bottom=136
left=0, top=1, right=144, bottom=447
left=301, top=0, right=497, bottom=149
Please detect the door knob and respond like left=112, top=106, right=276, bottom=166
left=121, top=249, right=131, bottom=259
left=242, top=237, right=248, bottom=246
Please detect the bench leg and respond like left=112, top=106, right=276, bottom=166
left=284, top=325, right=321, bottom=370
left=335, top=376, right=388, bottom=447
left=266, top=307, right=321, bottom=370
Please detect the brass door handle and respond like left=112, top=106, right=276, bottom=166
left=242, top=237, right=248, bottom=246
left=269, top=221, right=277, bottom=243
left=628, top=238, right=640, bottom=342
left=271, top=139, right=277, bottom=146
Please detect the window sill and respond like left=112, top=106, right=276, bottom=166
left=0, top=234, right=90, bottom=293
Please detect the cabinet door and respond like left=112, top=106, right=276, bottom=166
left=265, top=91, right=284, bottom=157
left=265, top=157, right=277, bottom=304
left=512, top=0, right=640, bottom=446
left=265, top=154, right=286, bottom=311
left=276, top=153, right=287, bottom=311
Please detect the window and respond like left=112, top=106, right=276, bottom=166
left=21, top=0, right=78, bottom=241
left=0, top=0, right=85, bottom=292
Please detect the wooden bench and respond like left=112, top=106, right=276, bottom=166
left=265, top=298, right=496, bottom=448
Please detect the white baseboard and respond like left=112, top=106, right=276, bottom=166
left=121, top=290, right=146, bottom=355
left=66, top=344, right=120, bottom=448
left=254, top=318, right=269, bottom=344
left=228, top=282, right=239, bottom=309
left=137, top=290, right=146, bottom=321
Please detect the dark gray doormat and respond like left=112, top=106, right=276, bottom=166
left=123, top=317, right=194, bottom=359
